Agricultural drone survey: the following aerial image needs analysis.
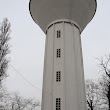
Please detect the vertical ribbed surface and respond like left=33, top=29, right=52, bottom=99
left=41, top=21, right=86, bottom=110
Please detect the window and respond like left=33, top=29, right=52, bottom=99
left=57, top=30, right=61, bottom=38
left=56, top=71, right=61, bottom=82
left=57, top=49, right=61, bottom=58
left=56, top=98, right=61, bottom=110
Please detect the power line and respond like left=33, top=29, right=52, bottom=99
left=9, top=64, right=52, bottom=95
left=9, top=64, right=42, bottom=92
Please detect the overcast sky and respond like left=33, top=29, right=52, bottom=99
left=0, top=0, right=110, bottom=101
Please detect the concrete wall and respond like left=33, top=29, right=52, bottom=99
left=42, top=21, right=86, bottom=110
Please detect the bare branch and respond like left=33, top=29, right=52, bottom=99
left=0, top=18, right=11, bottom=82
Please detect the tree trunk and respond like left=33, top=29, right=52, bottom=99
left=108, top=85, right=110, bottom=110
left=90, top=100, right=94, bottom=110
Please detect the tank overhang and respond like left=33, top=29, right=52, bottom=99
left=29, top=0, right=97, bottom=33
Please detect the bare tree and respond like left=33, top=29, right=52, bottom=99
left=0, top=18, right=11, bottom=82
left=86, top=79, right=101, bottom=110
left=9, top=92, right=40, bottom=110
left=0, top=91, right=40, bottom=110
left=0, top=85, right=11, bottom=110
left=11, top=93, right=34, bottom=110
left=98, top=54, right=110, bottom=109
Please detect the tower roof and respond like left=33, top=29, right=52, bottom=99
left=29, top=0, right=97, bottom=33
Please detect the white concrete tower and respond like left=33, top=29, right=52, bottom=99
left=29, top=0, right=97, bottom=110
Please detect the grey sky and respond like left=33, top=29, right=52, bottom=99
left=0, top=0, right=110, bottom=101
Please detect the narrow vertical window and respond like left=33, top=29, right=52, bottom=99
left=56, top=71, right=61, bottom=82
left=56, top=98, right=61, bottom=110
left=57, top=49, right=61, bottom=58
left=57, top=30, right=61, bottom=38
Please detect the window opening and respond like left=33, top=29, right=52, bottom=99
left=57, top=49, right=61, bottom=58
left=57, top=30, right=61, bottom=38
left=56, top=98, right=61, bottom=110
left=56, top=71, right=61, bottom=82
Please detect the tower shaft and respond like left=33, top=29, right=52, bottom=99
left=42, top=21, right=86, bottom=110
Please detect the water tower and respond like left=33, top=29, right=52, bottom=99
left=29, top=0, right=97, bottom=110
